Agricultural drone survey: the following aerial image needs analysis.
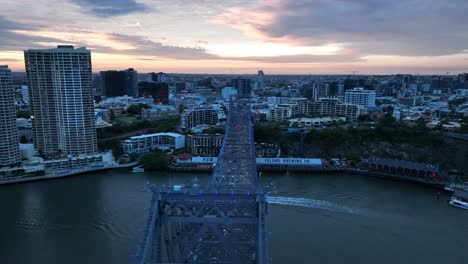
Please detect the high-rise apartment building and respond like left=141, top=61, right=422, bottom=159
left=0, top=66, right=21, bottom=166
left=344, top=87, right=376, bottom=108
left=231, top=78, right=252, bottom=98
left=24, top=45, right=97, bottom=157
left=181, top=107, right=220, bottom=130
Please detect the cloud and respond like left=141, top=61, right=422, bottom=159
left=0, top=16, right=59, bottom=51
left=69, top=0, right=148, bottom=17
left=216, top=0, right=468, bottom=56
left=226, top=54, right=362, bottom=63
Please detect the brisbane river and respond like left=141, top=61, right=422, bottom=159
left=1, top=171, right=467, bottom=264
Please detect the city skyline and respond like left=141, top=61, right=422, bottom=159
left=1, top=0, right=468, bottom=74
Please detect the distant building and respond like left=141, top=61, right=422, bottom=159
left=231, top=78, right=252, bottom=98
left=345, top=87, right=376, bottom=108
left=181, top=107, right=221, bottom=130
left=0, top=65, right=21, bottom=166
left=186, top=133, right=224, bottom=156
left=257, top=70, right=265, bottom=89
left=100, top=68, right=138, bottom=97
left=458, top=73, right=468, bottom=83
left=288, top=117, right=346, bottom=128
left=268, top=105, right=293, bottom=122
left=20, top=85, right=29, bottom=103
left=312, top=82, right=329, bottom=99
left=456, top=89, right=468, bottom=97
left=138, top=82, right=169, bottom=104
left=311, top=98, right=366, bottom=121
left=147, top=72, right=168, bottom=83
left=17, top=118, right=33, bottom=142
left=122, top=132, right=185, bottom=154
left=98, top=96, right=153, bottom=110
left=222, top=87, right=237, bottom=100
left=24, top=45, right=97, bottom=157
left=290, top=97, right=313, bottom=116
left=141, top=105, right=179, bottom=121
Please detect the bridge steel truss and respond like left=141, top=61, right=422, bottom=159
left=136, top=99, right=269, bottom=264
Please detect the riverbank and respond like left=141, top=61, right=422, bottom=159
left=0, top=162, right=138, bottom=185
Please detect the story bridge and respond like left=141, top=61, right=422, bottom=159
left=136, top=99, right=269, bottom=264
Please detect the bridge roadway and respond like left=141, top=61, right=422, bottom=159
left=136, top=99, right=268, bottom=264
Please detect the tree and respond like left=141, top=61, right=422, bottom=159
left=178, top=104, right=186, bottom=114
left=415, top=117, right=427, bottom=131
left=378, top=113, right=396, bottom=128
left=109, top=110, right=115, bottom=121
left=139, top=151, right=170, bottom=171
left=385, top=106, right=394, bottom=114
left=126, top=104, right=150, bottom=115
left=357, top=114, right=372, bottom=122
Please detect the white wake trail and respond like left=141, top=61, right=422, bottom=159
left=267, top=196, right=356, bottom=214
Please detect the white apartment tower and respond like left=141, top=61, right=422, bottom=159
left=0, top=66, right=21, bottom=166
left=24, top=46, right=97, bottom=157
left=344, top=87, right=376, bottom=108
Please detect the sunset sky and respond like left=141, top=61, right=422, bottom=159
left=1, top=0, right=467, bottom=74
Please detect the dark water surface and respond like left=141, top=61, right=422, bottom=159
left=0, top=171, right=467, bottom=264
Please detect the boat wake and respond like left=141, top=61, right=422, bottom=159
left=267, top=196, right=357, bottom=214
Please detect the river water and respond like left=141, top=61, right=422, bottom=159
left=0, top=171, right=467, bottom=264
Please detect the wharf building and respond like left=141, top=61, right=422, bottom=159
left=100, top=68, right=138, bottom=97
left=0, top=65, right=21, bottom=166
left=122, top=132, right=185, bottom=154
left=186, top=133, right=224, bottom=157
left=186, top=133, right=281, bottom=158
left=24, top=45, right=97, bottom=157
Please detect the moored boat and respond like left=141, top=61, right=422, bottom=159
left=449, top=188, right=468, bottom=210
left=132, top=166, right=145, bottom=173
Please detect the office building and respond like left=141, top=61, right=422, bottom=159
left=0, top=66, right=21, bottom=166
left=100, top=68, right=138, bottom=97
left=231, top=78, right=252, bottom=98
left=24, top=45, right=97, bottom=157
left=345, top=87, right=376, bottom=108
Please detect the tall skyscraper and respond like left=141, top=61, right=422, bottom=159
left=100, top=68, right=138, bottom=97
left=231, top=78, right=252, bottom=98
left=24, top=45, right=97, bottom=157
left=257, top=70, right=265, bottom=89
left=0, top=65, right=21, bottom=166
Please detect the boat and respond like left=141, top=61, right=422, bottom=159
left=132, top=166, right=145, bottom=173
left=449, top=188, right=468, bottom=210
